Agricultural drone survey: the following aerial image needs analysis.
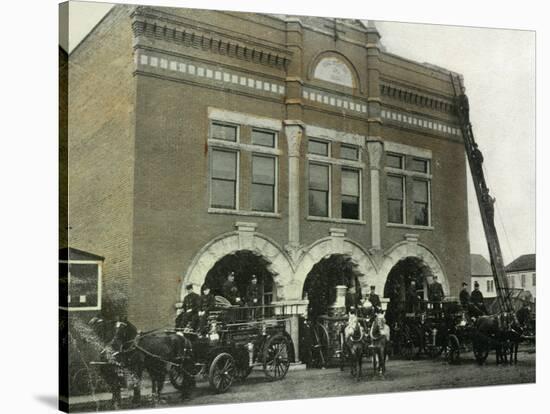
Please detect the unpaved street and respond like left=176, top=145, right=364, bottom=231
left=71, top=348, right=535, bottom=412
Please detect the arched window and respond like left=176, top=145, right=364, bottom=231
left=313, top=56, right=354, bottom=88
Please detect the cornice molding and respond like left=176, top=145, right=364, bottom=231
left=380, top=82, right=455, bottom=114
left=132, top=8, right=292, bottom=71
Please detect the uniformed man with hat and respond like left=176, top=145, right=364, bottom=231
left=459, top=282, right=470, bottom=309
left=366, top=285, right=382, bottom=313
left=222, top=271, right=241, bottom=305
left=470, top=281, right=487, bottom=316
left=176, top=283, right=200, bottom=330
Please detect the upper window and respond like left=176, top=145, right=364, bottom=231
left=308, top=139, right=330, bottom=157
left=521, top=274, right=526, bottom=288
left=341, top=144, right=359, bottom=161
left=251, top=155, right=276, bottom=212
left=210, top=149, right=238, bottom=209
left=211, top=122, right=237, bottom=142
left=487, top=280, right=494, bottom=293
left=532, top=273, right=536, bottom=287
left=313, top=56, right=354, bottom=88
left=309, top=163, right=330, bottom=217
left=411, top=158, right=430, bottom=173
left=386, top=153, right=403, bottom=169
left=341, top=168, right=360, bottom=220
left=387, top=175, right=404, bottom=224
left=252, top=129, right=276, bottom=148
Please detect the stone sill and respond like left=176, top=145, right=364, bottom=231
left=307, top=216, right=366, bottom=225
left=386, top=223, right=434, bottom=230
left=208, top=208, right=281, bottom=218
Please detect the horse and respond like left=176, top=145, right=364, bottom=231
left=474, top=312, right=516, bottom=364
left=88, top=317, right=144, bottom=408
left=369, top=313, right=390, bottom=376
left=108, top=319, right=191, bottom=403
left=343, top=314, right=367, bottom=381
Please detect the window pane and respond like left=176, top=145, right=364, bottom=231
left=211, top=122, right=237, bottom=141
left=252, top=156, right=275, bottom=185
left=308, top=139, right=329, bottom=156
left=67, top=263, right=99, bottom=308
left=251, top=183, right=274, bottom=212
left=413, top=202, right=428, bottom=226
left=342, top=195, right=359, bottom=220
left=342, top=169, right=359, bottom=196
left=212, top=150, right=237, bottom=179
left=387, top=175, right=403, bottom=200
left=386, top=153, right=403, bottom=169
left=388, top=199, right=403, bottom=223
left=309, top=190, right=328, bottom=217
left=211, top=179, right=236, bottom=209
left=413, top=180, right=428, bottom=202
left=252, top=130, right=275, bottom=147
left=410, top=158, right=429, bottom=173
left=309, top=163, right=329, bottom=191
left=341, top=145, right=359, bottom=160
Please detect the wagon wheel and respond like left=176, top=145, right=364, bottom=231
left=263, top=334, right=291, bottom=381
left=169, top=364, right=195, bottom=392
left=311, top=323, right=330, bottom=368
left=208, top=353, right=236, bottom=393
left=446, top=334, right=460, bottom=365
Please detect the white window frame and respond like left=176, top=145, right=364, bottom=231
left=308, top=161, right=332, bottom=219
left=251, top=152, right=278, bottom=213
left=341, top=166, right=362, bottom=221
left=209, top=146, right=240, bottom=211
left=387, top=173, right=406, bottom=225
left=59, top=260, right=103, bottom=312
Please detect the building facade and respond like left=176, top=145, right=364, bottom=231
left=64, top=5, right=470, bottom=336
left=505, top=254, right=536, bottom=298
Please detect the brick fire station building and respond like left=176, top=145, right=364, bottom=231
left=62, top=5, right=470, bottom=342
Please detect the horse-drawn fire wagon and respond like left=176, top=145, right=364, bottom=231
left=168, top=301, right=296, bottom=394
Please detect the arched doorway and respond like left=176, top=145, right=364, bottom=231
left=204, top=250, right=275, bottom=305
left=383, top=257, right=434, bottom=327
left=302, top=254, right=364, bottom=321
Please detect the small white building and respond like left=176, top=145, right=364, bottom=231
left=470, top=254, right=496, bottom=298
left=505, top=254, right=536, bottom=298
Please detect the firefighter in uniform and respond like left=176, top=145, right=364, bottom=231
left=366, top=285, right=382, bottom=313
left=470, top=281, right=487, bottom=316
left=246, top=274, right=262, bottom=318
left=459, top=282, right=470, bottom=309
left=428, top=275, right=445, bottom=316
left=222, top=271, right=241, bottom=306
left=176, top=283, right=201, bottom=330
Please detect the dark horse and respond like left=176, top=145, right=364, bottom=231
left=473, top=312, right=516, bottom=365
left=89, top=317, right=189, bottom=407
left=342, top=315, right=367, bottom=381
left=88, top=317, right=144, bottom=408
left=109, top=319, right=191, bottom=403
left=369, top=313, right=390, bottom=376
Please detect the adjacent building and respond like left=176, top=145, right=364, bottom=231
left=505, top=254, right=536, bottom=298
left=62, top=4, right=471, bottom=348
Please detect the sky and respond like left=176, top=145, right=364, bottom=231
left=62, top=1, right=536, bottom=265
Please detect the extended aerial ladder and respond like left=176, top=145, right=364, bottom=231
left=449, top=74, right=514, bottom=314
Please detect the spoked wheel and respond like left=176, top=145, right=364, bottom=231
left=311, top=323, right=330, bottom=368
left=446, top=334, right=460, bottom=364
left=208, top=353, right=236, bottom=393
left=263, top=334, right=291, bottom=381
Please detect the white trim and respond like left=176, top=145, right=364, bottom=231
left=384, top=141, right=432, bottom=159
left=208, top=108, right=282, bottom=131
left=208, top=208, right=281, bottom=218
left=385, top=166, right=432, bottom=179
left=307, top=160, right=332, bottom=219
left=340, top=166, right=363, bottom=222
left=307, top=216, right=366, bottom=225
left=308, top=154, right=365, bottom=169
left=305, top=124, right=365, bottom=147
left=209, top=138, right=282, bottom=156
left=208, top=146, right=240, bottom=211
left=250, top=152, right=279, bottom=214
left=386, top=223, right=434, bottom=230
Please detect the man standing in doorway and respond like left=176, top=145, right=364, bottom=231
left=222, top=271, right=241, bottom=306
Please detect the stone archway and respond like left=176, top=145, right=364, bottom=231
left=292, top=232, right=377, bottom=300
left=377, top=238, right=449, bottom=295
left=181, top=223, right=294, bottom=301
